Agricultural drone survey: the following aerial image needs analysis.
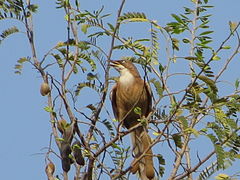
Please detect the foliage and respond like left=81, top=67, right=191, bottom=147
left=1, top=0, right=240, bottom=180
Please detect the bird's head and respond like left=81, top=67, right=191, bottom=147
left=109, top=60, right=140, bottom=77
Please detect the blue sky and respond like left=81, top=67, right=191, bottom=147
left=0, top=0, right=240, bottom=179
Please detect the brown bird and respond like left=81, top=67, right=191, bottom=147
left=110, top=60, right=155, bottom=180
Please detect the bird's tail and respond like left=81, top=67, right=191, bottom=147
left=130, top=128, right=155, bottom=180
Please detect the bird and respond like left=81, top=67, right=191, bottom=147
left=110, top=60, right=155, bottom=180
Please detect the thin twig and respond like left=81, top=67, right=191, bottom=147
left=86, top=1, right=126, bottom=179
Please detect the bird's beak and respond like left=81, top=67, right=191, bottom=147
left=109, top=60, right=121, bottom=68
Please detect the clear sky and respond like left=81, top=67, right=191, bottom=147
left=0, top=0, right=240, bottom=180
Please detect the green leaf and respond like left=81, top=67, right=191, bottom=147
left=178, top=116, right=188, bottom=130
left=203, top=87, right=217, bottom=102
left=214, top=108, right=228, bottom=125
left=134, top=107, right=142, bottom=115
left=222, top=46, right=231, bottom=50
left=27, top=4, right=38, bottom=13
left=172, top=38, right=179, bottom=51
left=102, top=119, right=114, bottom=136
left=78, top=53, right=96, bottom=71
left=14, top=64, right=22, bottom=70
left=56, top=137, right=65, bottom=142
left=52, top=53, right=63, bottom=68
left=184, top=56, right=198, bottom=60
left=235, top=78, right=239, bottom=89
left=157, top=154, right=165, bottom=165
left=14, top=57, right=30, bottom=75
left=0, top=26, right=19, bottom=43
left=212, top=55, right=221, bottom=61
left=112, top=143, right=121, bottom=150
left=118, top=12, right=147, bottom=23
left=199, top=162, right=218, bottom=179
left=153, top=132, right=161, bottom=136
left=112, top=118, right=117, bottom=122
left=132, top=41, right=146, bottom=51
left=185, top=128, right=199, bottom=137
left=207, top=134, right=218, bottom=144
left=199, top=31, right=214, bottom=36
left=171, top=14, right=184, bottom=24
left=81, top=24, right=89, bottom=34
left=64, top=14, right=70, bottom=21
left=135, top=38, right=150, bottom=42
left=158, top=63, right=165, bottom=73
left=227, top=118, right=237, bottom=129
left=107, top=23, right=115, bottom=32
left=75, top=0, right=80, bottom=8
left=78, top=41, right=90, bottom=50
left=215, top=144, right=225, bottom=168
left=87, top=73, right=97, bottom=81
left=72, top=143, right=81, bottom=150
left=17, top=57, right=29, bottom=64
left=213, top=98, right=228, bottom=106
left=157, top=154, right=165, bottom=177
left=14, top=71, right=21, bottom=75
left=172, top=133, right=183, bottom=148
left=202, top=5, right=214, bottom=8
left=215, top=173, right=230, bottom=180
left=44, top=106, right=54, bottom=113
left=198, top=75, right=218, bottom=94
left=182, top=38, right=190, bottom=43
left=150, top=78, right=163, bottom=97
left=229, top=21, right=238, bottom=33
left=170, top=95, right=177, bottom=108
left=75, top=82, right=101, bottom=96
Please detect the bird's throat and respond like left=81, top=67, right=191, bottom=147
left=119, top=69, right=135, bottom=86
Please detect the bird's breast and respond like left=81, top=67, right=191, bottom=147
left=117, top=81, right=147, bottom=108
left=116, top=81, right=149, bottom=128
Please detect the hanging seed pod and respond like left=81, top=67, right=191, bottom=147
left=63, top=123, right=74, bottom=143
left=60, top=141, right=72, bottom=172
left=57, top=119, right=74, bottom=143
left=72, top=140, right=85, bottom=166
left=45, top=162, right=55, bottom=175
left=40, top=82, right=50, bottom=96
left=57, top=119, right=67, bottom=134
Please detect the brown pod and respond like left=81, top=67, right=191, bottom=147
left=57, top=119, right=67, bottom=134
left=72, top=140, right=85, bottom=166
left=60, top=142, right=72, bottom=172
left=63, top=123, right=74, bottom=143
left=45, top=162, right=55, bottom=175
left=40, top=82, right=50, bottom=96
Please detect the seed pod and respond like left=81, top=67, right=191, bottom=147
left=64, top=123, right=74, bottom=143
left=45, top=161, right=55, bottom=175
left=57, top=119, right=74, bottom=143
left=40, top=82, right=50, bottom=96
left=60, top=142, right=72, bottom=172
left=72, top=140, right=85, bottom=166
left=57, top=119, right=67, bottom=135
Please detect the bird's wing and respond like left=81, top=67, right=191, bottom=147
left=110, top=84, right=119, bottom=119
left=144, top=81, right=152, bottom=116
